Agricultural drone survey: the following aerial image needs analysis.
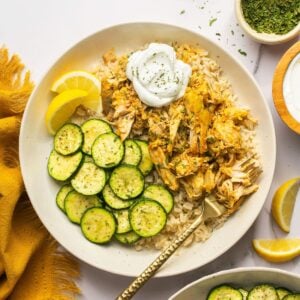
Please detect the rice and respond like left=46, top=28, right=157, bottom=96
left=89, top=43, right=262, bottom=251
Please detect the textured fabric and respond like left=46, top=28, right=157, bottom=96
left=0, top=47, right=81, bottom=300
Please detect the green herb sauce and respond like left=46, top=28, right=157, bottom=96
left=241, top=0, right=300, bottom=34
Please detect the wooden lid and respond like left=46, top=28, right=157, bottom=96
left=272, top=41, right=300, bottom=134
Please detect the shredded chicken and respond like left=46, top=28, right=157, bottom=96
left=96, top=43, right=262, bottom=220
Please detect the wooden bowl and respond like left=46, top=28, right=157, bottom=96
left=235, top=0, right=300, bottom=45
left=272, top=42, right=300, bottom=134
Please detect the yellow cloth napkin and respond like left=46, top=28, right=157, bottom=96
left=0, top=47, right=81, bottom=300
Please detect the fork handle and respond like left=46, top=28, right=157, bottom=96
left=116, top=214, right=204, bottom=300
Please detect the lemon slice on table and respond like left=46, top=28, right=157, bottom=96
left=45, top=89, right=88, bottom=135
left=271, top=177, right=300, bottom=233
left=51, top=71, right=102, bottom=113
left=253, top=239, right=300, bottom=263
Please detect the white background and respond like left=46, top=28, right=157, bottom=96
left=1, top=0, right=300, bottom=299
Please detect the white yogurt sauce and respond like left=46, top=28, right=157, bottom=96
left=283, top=53, right=300, bottom=122
left=126, top=43, right=192, bottom=107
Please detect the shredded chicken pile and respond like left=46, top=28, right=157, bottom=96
left=95, top=44, right=262, bottom=216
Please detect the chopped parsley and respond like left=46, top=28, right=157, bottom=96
left=238, top=49, right=247, bottom=56
left=209, top=18, right=217, bottom=26
left=241, top=0, right=300, bottom=34
left=180, top=9, right=185, bottom=15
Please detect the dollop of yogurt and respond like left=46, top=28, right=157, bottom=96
left=126, top=43, right=192, bottom=107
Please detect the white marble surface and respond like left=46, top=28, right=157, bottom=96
left=1, top=0, right=300, bottom=299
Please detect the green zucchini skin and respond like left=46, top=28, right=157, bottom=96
left=48, top=149, right=83, bottom=181
left=135, top=140, right=153, bottom=175
left=109, top=165, right=144, bottom=200
left=56, top=184, right=74, bottom=213
left=283, top=295, right=300, bottom=300
left=122, top=139, right=142, bottom=166
left=64, top=191, right=102, bottom=224
left=102, top=184, right=134, bottom=210
left=81, top=118, right=112, bottom=155
left=143, top=184, right=174, bottom=213
left=81, top=207, right=116, bottom=244
left=115, top=231, right=140, bottom=244
left=92, top=132, right=124, bottom=168
left=207, top=285, right=242, bottom=300
left=129, top=198, right=167, bottom=238
left=54, top=123, right=83, bottom=155
left=71, top=162, right=106, bottom=195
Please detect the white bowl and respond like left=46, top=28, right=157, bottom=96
left=169, top=267, right=300, bottom=299
left=19, top=22, right=276, bottom=277
left=235, top=0, right=300, bottom=45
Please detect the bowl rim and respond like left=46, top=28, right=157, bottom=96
left=235, top=0, right=300, bottom=45
left=19, top=21, right=277, bottom=277
left=169, top=266, right=300, bottom=299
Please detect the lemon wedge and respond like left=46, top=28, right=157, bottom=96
left=45, top=89, right=88, bottom=135
left=271, top=177, right=300, bottom=233
left=253, top=239, right=300, bottom=262
left=51, top=70, right=102, bottom=113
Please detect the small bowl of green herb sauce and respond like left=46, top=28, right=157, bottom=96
left=235, top=0, right=300, bottom=45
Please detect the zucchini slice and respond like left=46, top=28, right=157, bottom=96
left=81, top=207, right=116, bottom=244
left=109, top=165, right=144, bottom=200
left=47, top=150, right=83, bottom=181
left=277, top=288, right=292, bottom=299
left=207, top=285, right=243, bottom=300
left=71, top=162, right=106, bottom=195
left=65, top=191, right=102, bottom=224
left=143, top=184, right=174, bottom=213
left=135, top=140, right=153, bottom=175
left=122, top=139, right=142, bottom=166
left=113, top=209, right=132, bottom=234
left=102, top=184, right=134, bottom=209
left=115, top=231, right=140, bottom=244
left=283, top=295, right=300, bottom=300
left=238, top=288, right=248, bottom=300
left=54, top=123, right=83, bottom=155
left=56, top=184, right=73, bottom=212
left=129, top=199, right=167, bottom=237
left=81, top=119, right=112, bottom=155
left=248, top=284, right=279, bottom=300
left=92, top=132, right=124, bottom=168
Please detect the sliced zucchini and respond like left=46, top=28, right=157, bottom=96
left=136, top=140, right=153, bottom=175
left=92, top=132, right=124, bottom=168
left=48, top=150, right=83, bottom=181
left=283, top=295, right=300, bottom=300
left=109, top=165, right=144, bottom=200
left=207, top=285, right=242, bottom=300
left=56, top=184, right=73, bottom=212
left=129, top=199, right=167, bottom=237
left=81, top=119, right=112, bottom=155
left=113, top=209, right=132, bottom=234
left=65, top=191, right=102, bottom=224
left=248, top=284, right=279, bottom=300
left=122, top=139, right=142, bottom=166
left=54, top=123, right=83, bottom=155
left=143, top=184, right=173, bottom=213
left=238, top=288, right=248, bottom=300
left=115, top=231, right=140, bottom=244
left=277, top=288, right=292, bottom=299
left=71, top=162, right=106, bottom=195
left=102, top=184, right=134, bottom=209
left=81, top=207, right=116, bottom=244
left=83, top=155, right=94, bottom=163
